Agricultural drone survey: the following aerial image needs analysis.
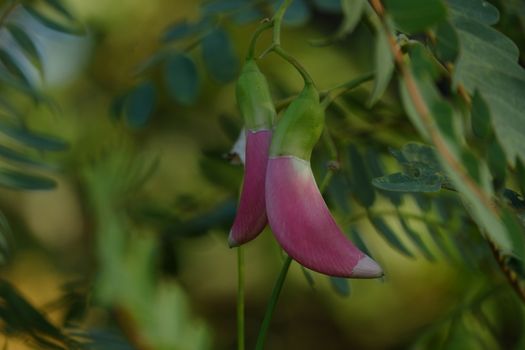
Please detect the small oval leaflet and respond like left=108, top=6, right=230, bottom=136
left=124, top=82, right=156, bottom=128
left=201, top=28, right=239, bottom=83
left=164, top=53, right=199, bottom=106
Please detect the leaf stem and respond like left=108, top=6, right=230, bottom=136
left=237, top=246, right=245, bottom=350
left=254, top=255, right=292, bottom=350
left=247, top=20, right=273, bottom=60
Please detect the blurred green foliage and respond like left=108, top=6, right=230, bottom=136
left=0, top=0, right=523, bottom=349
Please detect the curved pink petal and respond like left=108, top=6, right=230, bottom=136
left=266, top=156, right=383, bottom=278
left=229, top=129, right=272, bottom=247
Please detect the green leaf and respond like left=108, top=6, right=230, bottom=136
left=500, top=208, right=525, bottom=261
left=0, top=122, right=68, bottom=151
left=470, top=90, right=492, bottom=140
left=398, top=215, right=435, bottom=261
left=447, top=0, right=499, bottom=25
left=22, top=5, right=83, bottom=35
left=425, top=224, right=453, bottom=259
left=0, top=145, right=58, bottom=170
left=368, top=19, right=394, bottom=107
left=449, top=1, right=525, bottom=165
left=201, top=0, right=244, bottom=16
left=311, top=0, right=366, bottom=45
left=42, top=0, right=75, bottom=21
left=312, top=0, right=342, bottom=14
left=278, top=0, right=311, bottom=27
left=329, top=277, right=351, bottom=297
left=350, top=228, right=372, bottom=257
left=370, top=216, right=414, bottom=257
left=384, top=0, right=447, bottom=34
left=348, top=145, right=375, bottom=207
left=201, top=28, right=239, bottom=83
left=373, top=172, right=443, bottom=192
left=164, top=53, right=199, bottom=106
left=6, top=24, right=42, bottom=70
left=365, top=149, right=403, bottom=205
left=0, top=49, right=31, bottom=87
left=0, top=212, right=12, bottom=265
left=301, top=267, right=315, bottom=289
left=434, top=20, right=459, bottom=63
left=487, top=139, right=506, bottom=184
left=123, top=82, right=156, bottom=128
left=0, top=168, right=56, bottom=190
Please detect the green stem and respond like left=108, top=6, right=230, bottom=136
left=255, top=255, right=292, bottom=350
left=320, top=72, right=374, bottom=109
left=247, top=20, right=273, bottom=60
left=237, top=247, right=245, bottom=350
left=272, top=0, right=293, bottom=46
left=272, top=45, right=314, bottom=85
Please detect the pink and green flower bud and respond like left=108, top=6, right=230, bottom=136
left=266, top=84, right=383, bottom=278
left=229, top=60, right=276, bottom=247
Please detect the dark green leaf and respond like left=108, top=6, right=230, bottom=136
left=373, top=172, right=443, bottom=192
left=447, top=0, right=499, bottom=25
left=450, top=2, right=525, bottom=165
left=167, top=199, right=237, bottom=238
left=348, top=145, right=375, bottom=206
left=327, top=172, right=351, bottom=214
left=6, top=24, right=42, bottom=70
left=164, top=53, right=199, bottom=106
left=516, top=160, right=525, bottom=198
left=412, top=193, right=431, bottom=212
left=200, top=153, right=242, bottom=192
left=370, top=216, right=414, bottom=257
left=487, top=139, right=506, bottom=184
left=0, top=122, right=68, bottom=151
left=368, top=19, right=394, bottom=106
left=366, top=149, right=403, bottom=205
left=123, top=82, right=156, bottom=128
left=470, top=90, right=492, bottom=140
left=501, top=208, right=525, bottom=260
left=329, top=277, right=351, bottom=297
left=460, top=150, right=481, bottom=184
left=42, top=0, right=75, bottom=21
left=384, top=0, right=447, bottom=34
left=311, top=0, right=365, bottom=45
left=0, top=168, right=56, bottom=190
left=22, top=5, right=83, bottom=35
left=0, top=145, right=58, bottom=170
left=425, top=224, right=453, bottom=259
left=0, top=49, right=31, bottom=87
left=274, top=0, right=311, bottom=27
left=398, top=215, right=435, bottom=261
left=201, top=0, right=244, bottom=16
left=434, top=20, right=459, bottom=63
left=350, top=228, right=372, bottom=257
left=312, top=0, right=342, bottom=14
left=201, top=28, right=239, bottom=83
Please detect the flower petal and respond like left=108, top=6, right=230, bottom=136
left=228, top=129, right=272, bottom=247
left=266, top=156, right=383, bottom=278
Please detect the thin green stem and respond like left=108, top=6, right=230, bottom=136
left=272, top=45, right=314, bottom=85
left=247, top=20, right=273, bottom=60
left=320, top=72, right=374, bottom=109
left=272, top=0, right=293, bottom=46
left=237, top=247, right=245, bottom=350
left=254, top=255, right=292, bottom=350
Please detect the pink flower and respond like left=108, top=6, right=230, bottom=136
left=228, top=129, right=272, bottom=247
left=266, top=156, right=383, bottom=278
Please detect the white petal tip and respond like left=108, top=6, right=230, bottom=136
left=351, top=256, right=383, bottom=278
left=227, top=232, right=239, bottom=248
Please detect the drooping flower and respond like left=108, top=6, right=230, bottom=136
left=228, top=60, right=275, bottom=247
left=266, top=83, right=383, bottom=278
